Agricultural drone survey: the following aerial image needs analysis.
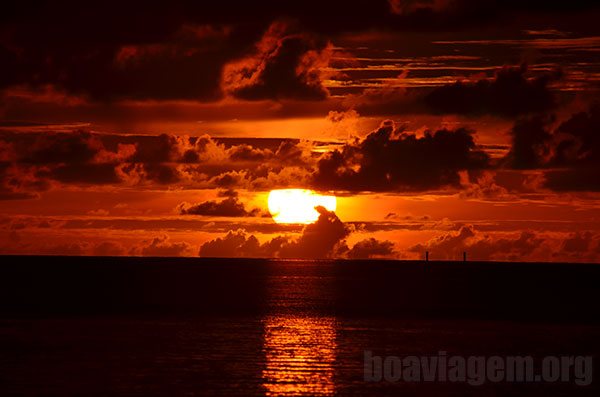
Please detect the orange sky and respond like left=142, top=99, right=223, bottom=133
left=1, top=1, right=600, bottom=261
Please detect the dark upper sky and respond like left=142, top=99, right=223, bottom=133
left=2, top=0, right=600, bottom=104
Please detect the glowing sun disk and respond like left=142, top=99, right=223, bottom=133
left=268, top=189, right=336, bottom=224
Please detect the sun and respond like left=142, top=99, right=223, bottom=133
left=268, top=189, right=336, bottom=224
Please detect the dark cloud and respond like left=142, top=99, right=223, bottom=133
left=198, top=230, right=286, bottom=258
left=561, top=231, right=594, bottom=253
left=312, top=120, right=489, bottom=192
left=130, top=134, right=181, bottom=163
left=542, top=168, right=600, bottom=192
left=92, top=241, right=126, bottom=256
left=209, top=171, right=247, bottom=188
left=199, top=206, right=349, bottom=258
left=502, top=105, right=600, bottom=190
left=199, top=206, right=399, bottom=259
left=552, top=104, right=600, bottom=167
left=138, top=163, right=180, bottom=184
left=554, top=231, right=600, bottom=262
left=115, top=162, right=181, bottom=185
left=177, top=194, right=261, bottom=217
left=38, top=243, right=86, bottom=256
left=274, top=140, right=305, bottom=162
left=0, top=131, right=252, bottom=192
left=278, top=206, right=350, bottom=258
left=3, top=107, right=600, bottom=197
left=407, top=225, right=600, bottom=262
left=425, top=65, right=560, bottom=117
left=388, top=0, right=453, bottom=15
left=0, top=131, right=140, bottom=193
left=2, top=131, right=126, bottom=189
left=46, top=163, right=121, bottom=184
left=228, top=144, right=273, bottom=162
left=2, top=129, right=128, bottom=164
left=221, top=22, right=330, bottom=101
left=22, top=131, right=101, bottom=164
left=343, top=83, right=425, bottom=117
left=2, top=1, right=599, bottom=104
left=410, top=225, right=544, bottom=261
left=504, top=114, right=553, bottom=169
left=0, top=5, right=253, bottom=101
left=0, top=161, right=49, bottom=199
left=347, top=238, right=396, bottom=259
left=217, top=189, right=238, bottom=198
left=134, top=235, right=192, bottom=257
left=0, top=190, right=38, bottom=200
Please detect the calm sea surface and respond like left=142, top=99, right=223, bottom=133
left=0, top=257, right=599, bottom=396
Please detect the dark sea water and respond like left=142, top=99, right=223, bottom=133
left=0, top=257, right=599, bottom=396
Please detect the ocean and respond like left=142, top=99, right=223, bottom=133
left=0, top=257, right=598, bottom=396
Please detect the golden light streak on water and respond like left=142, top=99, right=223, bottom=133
left=261, top=315, right=337, bottom=396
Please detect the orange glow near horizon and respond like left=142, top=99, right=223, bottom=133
left=268, top=189, right=337, bottom=224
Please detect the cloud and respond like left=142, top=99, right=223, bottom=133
left=199, top=206, right=349, bottom=258
left=218, top=189, right=239, bottom=198
left=312, top=120, right=489, bottom=192
left=199, top=206, right=338, bottom=258
left=458, top=171, right=509, bottom=199
left=551, top=104, right=600, bottom=167
left=0, top=12, right=248, bottom=102
left=278, top=206, right=351, bottom=258
left=342, top=73, right=426, bottom=117
left=410, top=225, right=544, bottom=261
left=561, top=231, right=594, bottom=253
left=407, top=225, right=600, bottom=262
left=48, top=163, right=122, bottom=184
left=322, top=110, right=361, bottom=139
left=22, top=130, right=103, bottom=164
left=198, top=229, right=287, bottom=258
left=542, top=168, right=600, bottom=191
left=0, top=190, right=38, bottom=200
left=92, top=241, right=126, bottom=256
left=0, top=162, right=49, bottom=200
left=554, top=231, right=600, bottom=262
left=138, top=163, right=180, bottom=184
left=4, top=107, right=600, bottom=197
left=208, top=170, right=249, bottom=188
left=199, top=206, right=399, bottom=259
left=0, top=130, right=127, bottom=193
left=0, top=232, right=194, bottom=257
left=388, top=0, right=453, bottom=15
left=177, top=192, right=262, bottom=217
left=0, top=130, right=301, bottom=193
left=221, top=22, right=331, bottom=101
left=129, top=133, right=184, bottom=163
left=134, top=235, right=193, bottom=257
left=2, top=1, right=599, bottom=108
left=504, top=114, right=553, bottom=169
left=228, top=144, right=273, bottom=162
left=501, top=105, right=600, bottom=190
left=38, top=243, right=86, bottom=256
left=425, top=65, right=560, bottom=117
left=347, top=238, right=396, bottom=259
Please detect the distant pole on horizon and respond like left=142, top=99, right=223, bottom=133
left=463, top=251, right=467, bottom=262
left=425, top=251, right=429, bottom=262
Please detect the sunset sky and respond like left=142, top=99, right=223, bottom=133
left=2, top=0, right=600, bottom=261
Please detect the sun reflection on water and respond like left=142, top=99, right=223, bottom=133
left=262, top=315, right=337, bottom=396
